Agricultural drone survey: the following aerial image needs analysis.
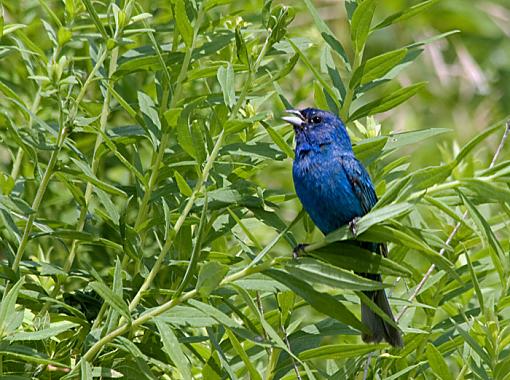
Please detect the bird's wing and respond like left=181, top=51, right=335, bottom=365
left=340, top=154, right=378, bottom=214
left=341, top=155, right=387, bottom=258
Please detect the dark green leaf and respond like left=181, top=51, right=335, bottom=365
left=383, top=128, right=451, bottom=151
left=173, top=0, right=193, bottom=47
left=264, top=269, right=367, bottom=333
left=217, top=63, right=235, bottom=108
left=426, top=343, right=453, bottom=380
left=89, top=281, right=130, bottom=322
left=302, top=0, right=350, bottom=68
left=311, top=242, right=411, bottom=277
left=351, top=0, right=376, bottom=53
left=458, top=190, right=507, bottom=281
left=375, top=0, right=439, bottom=29
left=299, top=343, right=386, bottom=360
left=196, top=262, right=229, bottom=297
left=349, top=82, right=427, bottom=121
left=9, top=321, right=78, bottom=341
left=0, top=277, right=24, bottom=338
left=155, top=319, right=192, bottom=380
left=287, top=257, right=386, bottom=290
left=350, top=48, right=407, bottom=88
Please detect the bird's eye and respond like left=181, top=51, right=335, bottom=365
left=311, top=115, right=322, bottom=124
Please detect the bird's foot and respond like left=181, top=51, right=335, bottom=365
left=293, top=243, right=309, bottom=259
left=349, top=217, right=361, bottom=237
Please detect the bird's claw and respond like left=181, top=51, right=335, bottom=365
left=349, top=217, right=361, bottom=237
left=293, top=243, right=309, bottom=259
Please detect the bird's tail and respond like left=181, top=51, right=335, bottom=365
left=361, top=287, right=403, bottom=347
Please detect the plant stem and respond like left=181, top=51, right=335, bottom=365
left=129, top=6, right=205, bottom=241
left=340, top=50, right=363, bottom=121
left=37, top=46, right=113, bottom=316
left=10, top=90, right=41, bottom=180
left=126, top=29, right=272, bottom=312
left=128, top=128, right=225, bottom=311
left=63, top=46, right=117, bottom=275
left=11, top=106, right=68, bottom=275
left=72, top=260, right=273, bottom=375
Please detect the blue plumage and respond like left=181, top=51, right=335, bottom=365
left=283, top=108, right=403, bottom=347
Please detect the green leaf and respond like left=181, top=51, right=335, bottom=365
left=9, top=321, right=78, bottom=341
left=81, top=361, right=93, bottom=380
left=174, top=171, right=193, bottom=196
left=320, top=45, right=346, bottom=104
left=155, top=319, right=192, bottom=380
left=0, top=278, right=24, bottom=338
left=0, top=81, right=29, bottom=119
left=89, top=281, right=131, bottom=322
left=375, top=0, right=439, bottom=29
left=225, top=329, right=262, bottom=380
left=288, top=38, right=340, bottom=110
left=177, top=118, right=196, bottom=158
left=345, top=0, right=357, bottom=20
left=350, top=0, right=376, bottom=53
left=217, top=63, right=236, bottom=108
left=404, top=164, right=453, bottom=194
left=454, top=120, right=506, bottom=166
left=311, top=242, right=412, bottom=277
left=156, top=306, right=217, bottom=327
left=70, top=158, right=127, bottom=198
left=325, top=202, right=414, bottom=243
left=314, top=80, right=329, bottom=110
left=299, top=343, right=386, bottom=360
left=302, top=0, right=350, bottom=68
left=456, top=325, right=491, bottom=364
left=262, top=121, right=294, bottom=159
left=385, top=364, right=424, bottom=380
left=91, top=367, right=124, bottom=378
left=349, top=82, right=427, bottom=121
left=164, top=107, right=183, bottom=128
left=286, top=257, right=386, bottom=290
left=191, top=120, right=207, bottom=164
left=0, top=343, right=66, bottom=367
left=172, top=0, right=193, bottom=47
left=464, top=249, right=485, bottom=315
left=101, top=81, right=138, bottom=120
left=175, top=196, right=208, bottom=297
left=383, top=128, right=452, bottom=151
left=138, top=91, right=161, bottom=130
left=225, top=119, right=252, bottom=134
left=426, top=343, right=453, bottom=380
left=235, top=26, right=251, bottom=66
left=81, top=0, right=108, bottom=39
left=461, top=178, right=510, bottom=204
left=264, top=269, right=367, bottom=333
left=94, top=187, right=120, bottom=225
left=57, top=26, right=72, bottom=46
left=196, top=262, right=229, bottom=297
left=480, top=159, right=510, bottom=179
left=353, top=136, right=387, bottom=163
left=187, top=299, right=258, bottom=342
left=360, top=224, right=459, bottom=280
left=458, top=190, right=507, bottom=282
left=350, top=48, right=407, bottom=88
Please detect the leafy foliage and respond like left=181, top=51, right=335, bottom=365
left=0, top=0, right=509, bottom=379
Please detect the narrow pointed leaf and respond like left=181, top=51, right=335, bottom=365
left=264, top=269, right=367, bottom=333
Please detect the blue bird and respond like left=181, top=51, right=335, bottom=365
left=282, top=108, right=403, bottom=347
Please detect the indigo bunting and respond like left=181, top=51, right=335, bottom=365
left=282, top=108, right=403, bottom=347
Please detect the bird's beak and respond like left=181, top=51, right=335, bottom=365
left=281, top=109, right=305, bottom=129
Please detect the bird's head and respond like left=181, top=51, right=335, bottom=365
left=282, top=108, right=352, bottom=155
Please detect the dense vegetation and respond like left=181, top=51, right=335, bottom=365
left=0, top=0, right=509, bottom=378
